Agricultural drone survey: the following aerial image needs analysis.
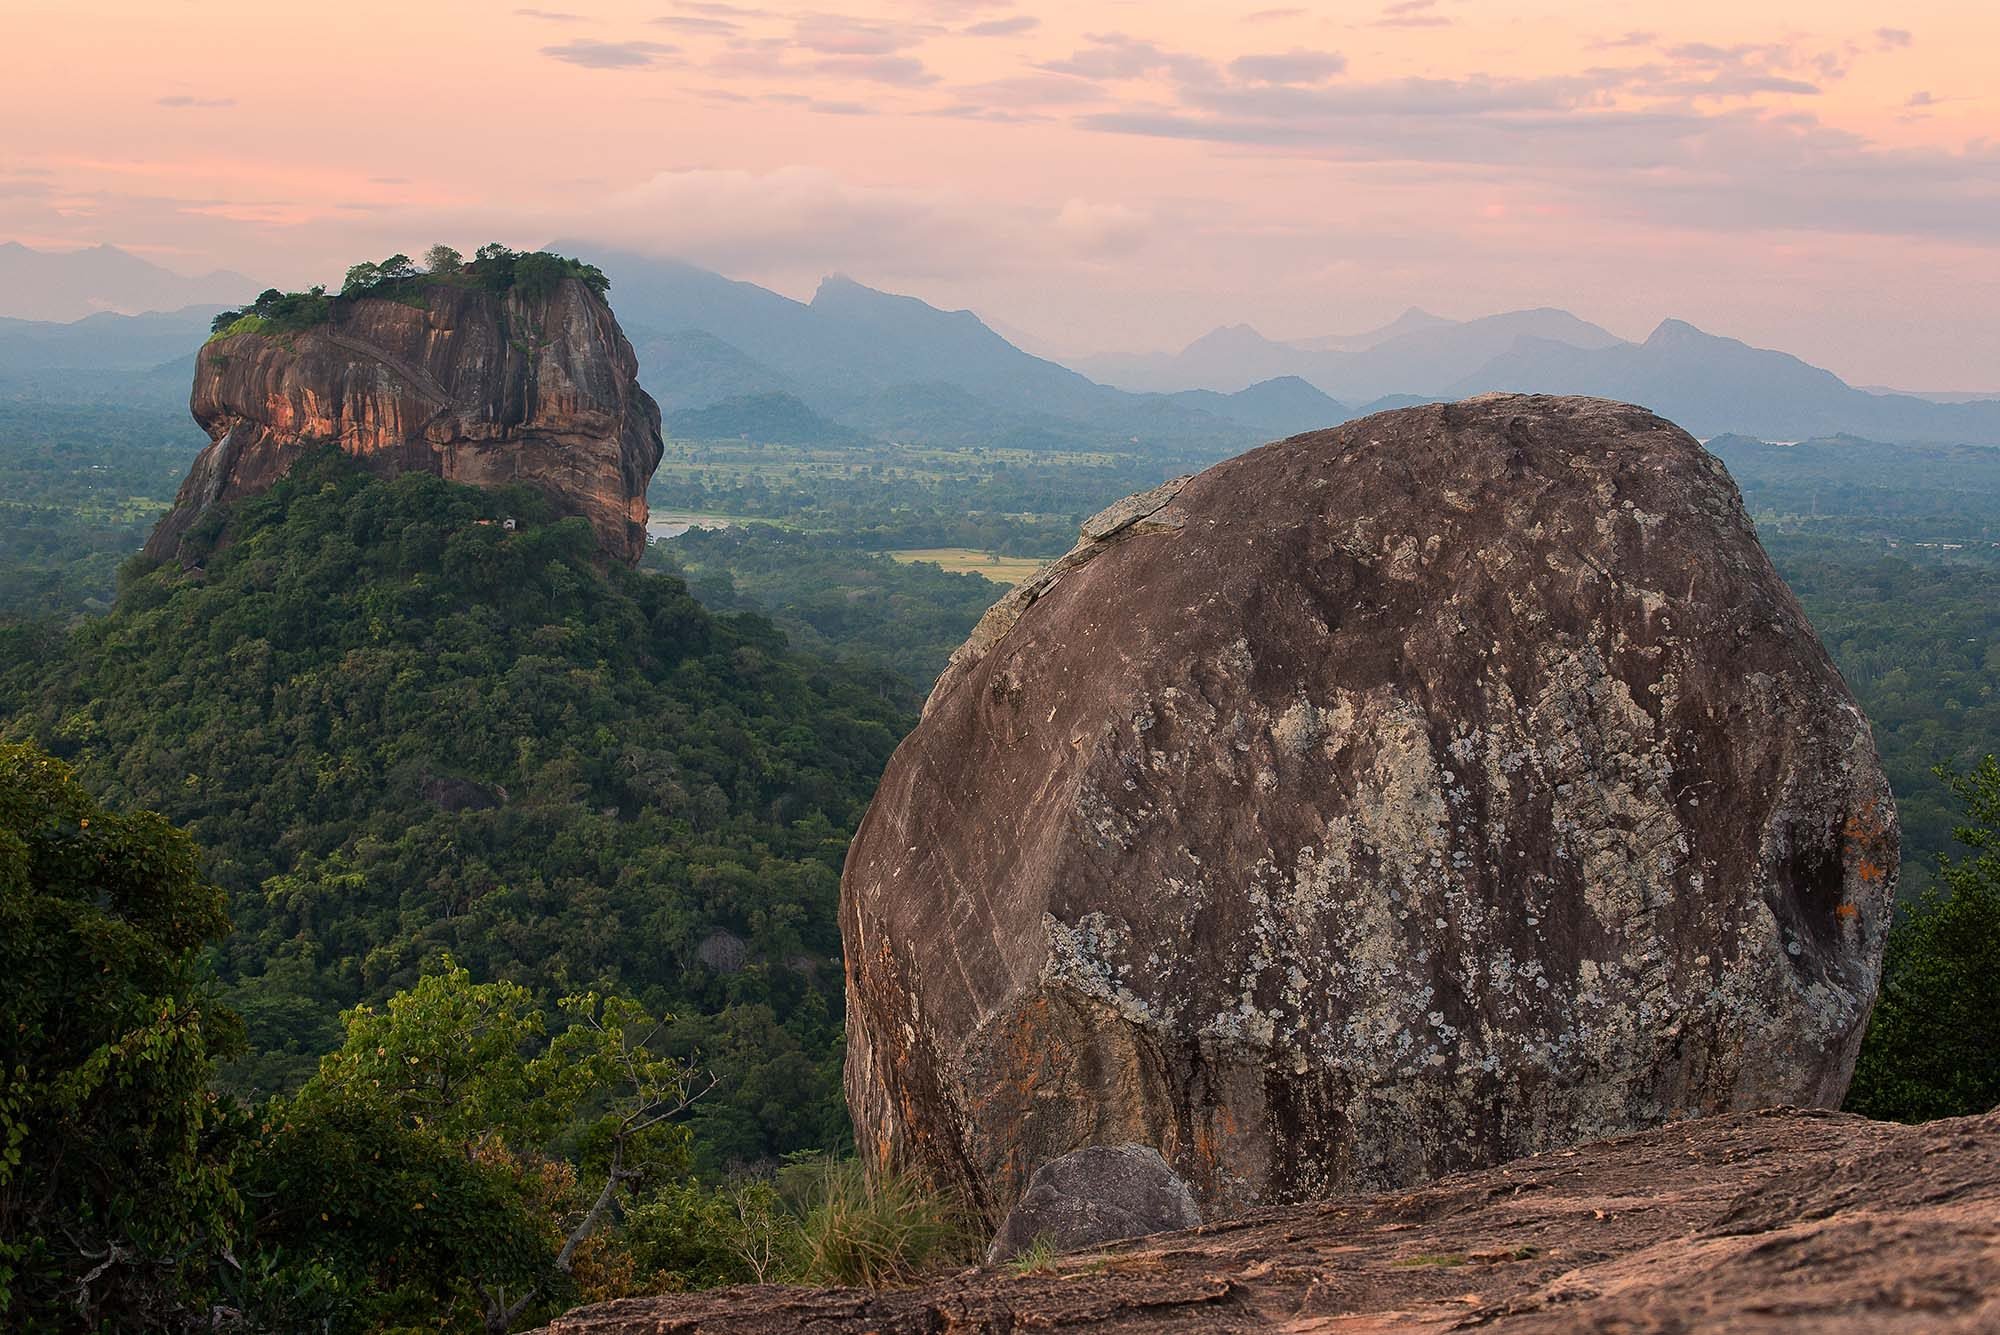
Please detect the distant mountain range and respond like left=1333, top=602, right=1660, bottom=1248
left=1074, top=307, right=1623, bottom=396
left=2, top=240, right=1996, bottom=450
left=562, top=245, right=1287, bottom=452
left=0, top=242, right=252, bottom=323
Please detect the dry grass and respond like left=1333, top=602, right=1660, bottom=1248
left=888, top=549, right=1046, bottom=585
left=779, top=1158, right=982, bottom=1289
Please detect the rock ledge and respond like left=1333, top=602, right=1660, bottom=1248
left=532, top=1107, right=2000, bottom=1334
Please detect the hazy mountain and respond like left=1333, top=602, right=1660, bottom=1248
left=1310, top=308, right=1622, bottom=400
left=0, top=306, right=213, bottom=403
left=10, top=244, right=1991, bottom=450
left=1070, top=310, right=1455, bottom=393
left=666, top=392, right=871, bottom=447
left=567, top=246, right=1268, bottom=452
left=1290, top=307, right=1454, bottom=353
left=0, top=242, right=251, bottom=322
left=1451, top=319, right=2000, bottom=445
left=1162, top=376, right=1349, bottom=438
left=1074, top=307, right=1622, bottom=397
left=0, top=306, right=214, bottom=372
left=626, top=328, right=797, bottom=411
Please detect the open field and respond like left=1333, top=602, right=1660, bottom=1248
left=889, top=548, right=1046, bottom=584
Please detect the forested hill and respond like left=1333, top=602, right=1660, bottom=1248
left=0, top=449, right=914, bottom=1167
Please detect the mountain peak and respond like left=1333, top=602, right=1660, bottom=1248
left=1646, top=318, right=1711, bottom=346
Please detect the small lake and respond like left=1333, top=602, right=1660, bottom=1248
left=646, top=512, right=741, bottom=542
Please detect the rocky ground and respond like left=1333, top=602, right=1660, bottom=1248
left=535, top=1106, right=1998, bottom=1333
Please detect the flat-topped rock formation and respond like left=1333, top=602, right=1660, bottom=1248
left=842, top=395, right=1898, bottom=1227
left=533, top=1106, right=2000, bottom=1333
left=146, top=275, right=663, bottom=564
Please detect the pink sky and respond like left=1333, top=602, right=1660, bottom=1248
left=4, top=0, right=1997, bottom=387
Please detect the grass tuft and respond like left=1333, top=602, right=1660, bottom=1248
left=779, top=1158, right=981, bottom=1289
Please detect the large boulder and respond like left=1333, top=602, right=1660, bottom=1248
left=841, top=395, right=1898, bottom=1225
left=147, top=275, right=663, bottom=565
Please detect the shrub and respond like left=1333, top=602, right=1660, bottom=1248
left=1847, top=756, right=2000, bottom=1122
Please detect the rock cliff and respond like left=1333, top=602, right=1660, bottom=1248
left=841, top=395, right=1898, bottom=1226
left=145, top=276, right=662, bottom=564
left=533, top=1106, right=2000, bottom=1334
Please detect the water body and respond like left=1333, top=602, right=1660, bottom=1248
left=646, top=513, right=739, bottom=542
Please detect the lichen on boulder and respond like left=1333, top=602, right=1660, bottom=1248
left=840, top=394, right=1899, bottom=1227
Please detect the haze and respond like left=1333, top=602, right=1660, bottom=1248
left=4, top=0, right=1996, bottom=389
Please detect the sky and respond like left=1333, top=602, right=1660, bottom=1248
left=4, top=0, right=1997, bottom=388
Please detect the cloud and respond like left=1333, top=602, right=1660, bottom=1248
left=1229, top=49, right=1347, bottom=86
left=1041, top=33, right=1217, bottom=84
left=652, top=15, right=739, bottom=33
left=558, top=167, right=1173, bottom=289
left=513, top=7, right=585, bottom=20
left=1875, top=28, right=1912, bottom=49
left=157, top=95, right=236, bottom=108
left=540, top=38, right=678, bottom=68
left=818, top=54, right=938, bottom=85
left=792, top=13, right=933, bottom=55
left=1245, top=8, right=1304, bottom=20
left=1906, top=90, right=1936, bottom=107
left=964, top=15, right=1037, bottom=38
left=1063, top=47, right=2000, bottom=247
left=951, top=73, right=1105, bottom=108
left=1053, top=199, right=1151, bottom=257
left=574, top=166, right=1013, bottom=279
left=1375, top=0, right=1452, bottom=29
left=766, top=92, right=875, bottom=115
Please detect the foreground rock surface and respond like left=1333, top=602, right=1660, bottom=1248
left=146, top=276, right=663, bottom=564
left=533, top=1108, right=2000, bottom=1334
left=843, top=395, right=1897, bottom=1225
left=986, top=1143, right=1202, bottom=1264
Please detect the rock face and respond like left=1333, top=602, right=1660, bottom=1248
left=986, top=1144, right=1201, bottom=1264
left=841, top=395, right=1898, bottom=1227
left=532, top=1107, right=2000, bottom=1335
left=145, top=277, right=663, bottom=565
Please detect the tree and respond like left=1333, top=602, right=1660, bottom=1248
left=376, top=253, right=417, bottom=283
left=341, top=261, right=381, bottom=296
left=425, top=244, right=465, bottom=275
left=0, top=743, right=241, bottom=1332
left=1847, top=756, right=2000, bottom=1122
left=247, top=963, right=706, bottom=1333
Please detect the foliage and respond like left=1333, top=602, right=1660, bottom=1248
left=463, top=245, right=610, bottom=302
left=0, top=400, right=202, bottom=615
left=244, top=962, right=704, bottom=1333
left=0, top=742, right=242, bottom=1333
left=778, top=1157, right=978, bottom=1288
left=650, top=526, right=1006, bottom=687
left=1004, top=1235, right=1059, bottom=1276
left=0, top=452, right=912, bottom=1164
left=208, top=285, right=333, bottom=338
left=1762, top=535, right=2000, bottom=897
left=613, top=1157, right=976, bottom=1296
left=1846, top=757, right=2000, bottom=1123
left=208, top=246, right=612, bottom=343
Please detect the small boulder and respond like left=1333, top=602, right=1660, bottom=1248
left=986, top=1144, right=1201, bottom=1264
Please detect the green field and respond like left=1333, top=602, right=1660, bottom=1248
left=889, top=548, right=1046, bottom=584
